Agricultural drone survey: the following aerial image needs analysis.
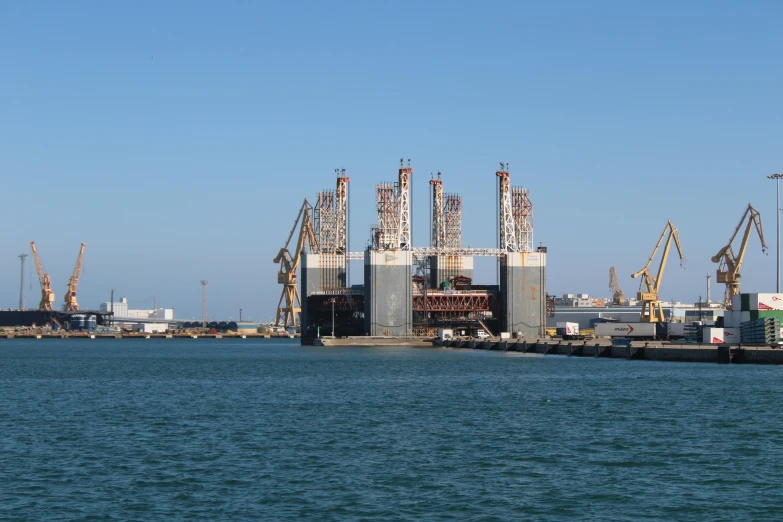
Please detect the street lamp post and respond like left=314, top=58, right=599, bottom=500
left=767, top=174, right=783, bottom=292
left=239, top=308, right=242, bottom=322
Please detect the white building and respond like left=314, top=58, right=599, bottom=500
left=555, top=293, right=594, bottom=307
left=99, top=297, right=175, bottom=325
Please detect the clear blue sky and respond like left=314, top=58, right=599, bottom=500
left=1, top=1, right=781, bottom=320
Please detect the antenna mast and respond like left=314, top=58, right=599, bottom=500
left=200, top=280, right=208, bottom=328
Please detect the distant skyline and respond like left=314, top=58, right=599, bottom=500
left=1, top=1, right=781, bottom=320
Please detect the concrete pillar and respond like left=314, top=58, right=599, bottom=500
left=500, top=251, right=547, bottom=340
left=364, top=250, right=413, bottom=336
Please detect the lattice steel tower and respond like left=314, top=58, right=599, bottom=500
left=398, top=158, right=413, bottom=250
left=430, top=172, right=444, bottom=247
left=496, top=162, right=518, bottom=252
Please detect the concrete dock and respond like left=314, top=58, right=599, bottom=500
left=435, top=338, right=783, bottom=364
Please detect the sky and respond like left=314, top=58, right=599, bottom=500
left=1, top=1, right=781, bottom=321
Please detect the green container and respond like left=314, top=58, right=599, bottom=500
left=741, top=294, right=751, bottom=312
left=749, top=311, right=783, bottom=320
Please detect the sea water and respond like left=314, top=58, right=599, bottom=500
left=1, top=338, right=781, bottom=520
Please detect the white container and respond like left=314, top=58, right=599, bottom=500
left=594, top=322, right=656, bottom=338
left=723, top=328, right=740, bottom=343
left=731, top=294, right=742, bottom=311
left=437, top=328, right=453, bottom=340
left=749, top=293, right=783, bottom=311
left=500, top=332, right=511, bottom=339
left=556, top=322, right=579, bottom=335
left=703, top=327, right=724, bottom=343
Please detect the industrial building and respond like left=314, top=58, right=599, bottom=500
left=275, top=160, right=548, bottom=342
left=99, top=297, right=174, bottom=330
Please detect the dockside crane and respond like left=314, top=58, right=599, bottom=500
left=29, top=241, right=56, bottom=311
left=609, top=266, right=625, bottom=305
left=631, top=221, right=685, bottom=322
left=273, top=198, right=317, bottom=328
left=711, top=204, right=767, bottom=309
left=64, top=243, right=86, bottom=311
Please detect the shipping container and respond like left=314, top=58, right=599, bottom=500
left=731, top=294, right=742, bottom=312
left=749, top=310, right=783, bottom=321
left=555, top=322, right=579, bottom=336
left=705, top=327, right=740, bottom=343
left=594, top=322, right=659, bottom=338
left=703, top=327, right=724, bottom=343
left=748, top=293, right=783, bottom=311
left=437, top=329, right=453, bottom=341
left=723, top=327, right=740, bottom=342
left=724, top=310, right=739, bottom=328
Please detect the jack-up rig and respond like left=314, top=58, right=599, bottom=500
left=273, top=160, right=547, bottom=342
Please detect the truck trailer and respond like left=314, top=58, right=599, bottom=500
left=594, top=322, right=664, bottom=339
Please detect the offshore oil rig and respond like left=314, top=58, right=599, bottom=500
left=274, top=160, right=547, bottom=342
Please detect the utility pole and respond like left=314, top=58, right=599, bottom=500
left=200, top=280, right=208, bottom=328
left=239, top=308, right=243, bottom=322
left=767, top=174, right=783, bottom=292
left=706, top=274, right=711, bottom=306
left=18, top=254, right=27, bottom=310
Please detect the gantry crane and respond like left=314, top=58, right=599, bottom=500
left=711, top=204, right=767, bottom=309
left=64, top=243, right=86, bottom=311
left=30, top=242, right=56, bottom=311
left=609, top=266, right=625, bottom=305
left=273, top=199, right=317, bottom=328
left=631, top=221, right=685, bottom=322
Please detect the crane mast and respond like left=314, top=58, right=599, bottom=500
left=711, top=204, right=767, bottom=309
left=273, top=199, right=316, bottom=327
left=30, top=242, right=56, bottom=311
left=64, top=243, right=86, bottom=311
left=631, top=221, right=685, bottom=322
left=609, top=266, right=625, bottom=305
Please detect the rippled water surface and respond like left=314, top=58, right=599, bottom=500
left=1, top=338, right=782, bottom=520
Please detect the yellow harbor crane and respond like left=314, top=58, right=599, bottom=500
left=30, top=241, right=56, bottom=311
left=631, top=221, right=685, bottom=322
left=64, top=243, right=86, bottom=311
left=609, top=266, right=625, bottom=305
left=711, top=204, right=767, bottom=309
left=273, top=199, right=317, bottom=328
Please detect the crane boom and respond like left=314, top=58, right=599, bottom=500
left=64, top=243, right=86, bottom=311
left=609, top=266, right=625, bottom=305
left=30, top=241, right=56, bottom=311
left=631, top=221, right=685, bottom=322
left=274, top=199, right=316, bottom=328
left=711, top=204, right=767, bottom=308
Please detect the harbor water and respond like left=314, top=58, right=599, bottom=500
left=1, top=338, right=781, bottom=520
